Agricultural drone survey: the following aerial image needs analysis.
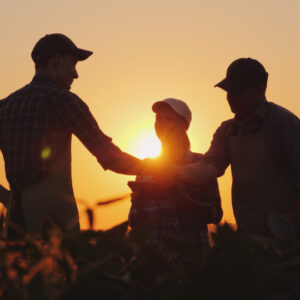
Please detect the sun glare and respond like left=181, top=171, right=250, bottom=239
left=133, top=134, right=161, bottom=159
left=120, top=122, right=161, bottom=159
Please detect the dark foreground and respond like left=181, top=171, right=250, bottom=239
left=1, top=220, right=300, bottom=300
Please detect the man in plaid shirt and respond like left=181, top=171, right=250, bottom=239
left=128, top=99, right=222, bottom=248
left=0, top=33, right=145, bottom=237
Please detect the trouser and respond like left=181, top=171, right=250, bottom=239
left=6, top=190, right=27, bottom=239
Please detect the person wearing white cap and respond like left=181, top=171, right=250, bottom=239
left=128, top=98, right=222, bottom=248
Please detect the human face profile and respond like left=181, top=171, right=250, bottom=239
left=155, top=106, right=187, bottom=143
left=55, top=54, right=78, bottom=90
left=226, top=87, right=265, bottom=119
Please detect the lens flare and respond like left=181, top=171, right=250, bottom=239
left=41, top=147, right=51, bottom=159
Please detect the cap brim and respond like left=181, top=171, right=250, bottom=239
left=75, top=48, right=93, bottom=61
left=152, top=101, right=172, bottom=113
left=214, top=78, right=230, bottom=91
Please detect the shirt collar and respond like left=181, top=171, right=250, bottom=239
left=234, top=100, right=268, bottom=126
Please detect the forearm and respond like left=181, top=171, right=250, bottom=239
left=174, top=161, right=219, bottom=185
left=107, top=152, right=143, bottom=175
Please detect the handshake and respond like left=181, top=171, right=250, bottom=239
left=140, top=157, right=179, bottom=185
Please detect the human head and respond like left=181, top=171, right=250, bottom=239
left=31, top=33, right=93, bottom=90
left=215, top=58, right=268, bottom=118
left=152, top=98, right=191, bottom=144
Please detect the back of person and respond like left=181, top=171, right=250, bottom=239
left=0, top=75, right=70, bottom=190
left=0, top=75, right=81, bottom=235
left=1, top=33, right=148, bottom=238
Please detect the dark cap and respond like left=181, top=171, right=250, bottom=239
left=215, top=58, right=268, bottom=93
left=31, top=33, right=93, bottom=65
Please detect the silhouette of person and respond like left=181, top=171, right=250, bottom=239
left=172, top=58, right=300, bottom=236
left=0, top=33, right=147, bottom=238
left=0, top=186, right=9, bottom=207
left=128, top=98, right=222, bottom=248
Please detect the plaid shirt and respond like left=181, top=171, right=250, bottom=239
left=128, top=153, right=223, bottom=248
left=0, top=74, right=122, bottom=190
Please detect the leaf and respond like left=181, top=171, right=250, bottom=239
left=41, top=216, right=62, bottom=241
left=105, top=221, right=128, bottom=240
left=96, top=194, right=129, bottom=206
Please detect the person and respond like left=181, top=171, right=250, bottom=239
left=172, top=58, right=300, bottom=236
left=0, top=185, right=9, bottom=207
left=0, top=33, right=148, bottom=238
left=128, top=98, right=223, bottom=248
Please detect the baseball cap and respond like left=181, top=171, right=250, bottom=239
left=215, top=58, right=268, bottom=93
left=31, top=33, right=93, bottom=64
left=152, top=98, right=192, bottom=124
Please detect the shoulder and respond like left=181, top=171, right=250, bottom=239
left=208, top=118, right=235, bottom=144
left=219, top=118, right=235, bottom=128
left=267, top=101, right=299, bottom=120
left=1, top=84, right=30, bottom=101
left=56, top=90, right=89, bottom=110
left=266, top=101, right=299, bottom=128
left=267, top=101, right=298, bottom=116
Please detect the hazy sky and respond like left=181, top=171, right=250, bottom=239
left=0, top=0, right=299, bottom=229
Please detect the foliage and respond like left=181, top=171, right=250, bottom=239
left=1, top=205, right=300, bottom=299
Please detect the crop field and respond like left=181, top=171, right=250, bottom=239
left=0, top=201, right=300, bottom=300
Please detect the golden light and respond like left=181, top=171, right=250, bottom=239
left=120, top=120, right=161, bottom=159
left=131, top=132, right=161, bottom=159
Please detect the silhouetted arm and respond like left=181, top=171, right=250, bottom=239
left=57, top=93, right=145, bottom=175
left=100, top=147, right=144, bottom=175
left=171, top=161, right=219, bottom=185
left=165, top=122, right=231, bottom=185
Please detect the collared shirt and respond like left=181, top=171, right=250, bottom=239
left=204, top=101, right=300, bottom=190
left=128, top=152, right=223, bottom=247
left=0, top=74, right=123, bottom=190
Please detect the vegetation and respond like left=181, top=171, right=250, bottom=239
left=0, top=200, right=300, bottom=300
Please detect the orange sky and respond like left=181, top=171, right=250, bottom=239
left=0, top=0, right=300, bottom=229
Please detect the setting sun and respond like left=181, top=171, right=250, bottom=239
left=132, top=133, right=161, bottom=159
left=120, top=120, right=161, bottom=159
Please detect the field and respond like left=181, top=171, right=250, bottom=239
left=1, top=202, right=300, bottom=300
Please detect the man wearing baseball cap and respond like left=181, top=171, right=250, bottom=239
left=0, top=33, right=147, bottom=238
left=176, top=58, right=300, bottom=236
left=128, top=98, right=222, bottom=248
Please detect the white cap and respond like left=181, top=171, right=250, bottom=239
left=152, top=98, right=192, bottom=124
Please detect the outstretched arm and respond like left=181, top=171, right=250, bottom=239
left=173, top=161, right=219, bottom=185
left=57, top=94, right=145, bottom=175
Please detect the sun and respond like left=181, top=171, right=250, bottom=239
left=120, top=121, right=161, bottom=159
left=132, top=133, right=161, bottom=159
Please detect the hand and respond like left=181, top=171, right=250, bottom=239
left=141, top=158, right=179, bottom=185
